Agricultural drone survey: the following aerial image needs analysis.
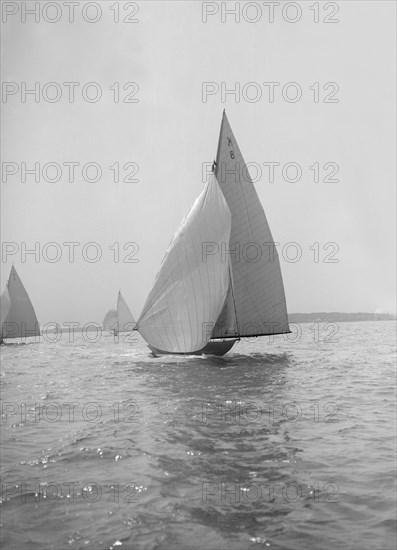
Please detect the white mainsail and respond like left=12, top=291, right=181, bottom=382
left=1, top=266, right=40, bottom=339
left=102, top=291, right=135, bottom=333
left=138, top=174, right=232, bottom=353
left=214, top=111, right=290, bottom=337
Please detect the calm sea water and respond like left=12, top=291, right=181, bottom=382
left=1, top=321, right=396, bottom=550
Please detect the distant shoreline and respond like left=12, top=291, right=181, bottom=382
left=288, top=312, right=396, bottom=324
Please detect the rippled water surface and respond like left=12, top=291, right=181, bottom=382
left=1, top=321, right=396, bottom=550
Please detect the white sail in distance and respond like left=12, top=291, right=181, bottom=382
left=102, top=291, right=135, bottom=333
left=2, top=266, right=40, bottom=339
left=0, top=287, right=11, bottom=337
left=117, top=291, right=136, bottom=331
left=138, top=174, right=232, bottom=353
left=214, top=111, right=290, bottom=337
left=102, top=308, right=117, bottom=332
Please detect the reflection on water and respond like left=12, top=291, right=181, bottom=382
left=1, top=322, right=396, bottom=550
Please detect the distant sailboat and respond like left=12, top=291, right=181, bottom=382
left=0, top=266, right=40, bottom=343
left=103, top=290, right=135, bottom=335
left=136, top=111, right=290, bottom=356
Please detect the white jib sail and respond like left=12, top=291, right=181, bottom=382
left=103, top=308, right=117, bottom=332
left=117, top=291, right=135, bottom=332
left=3, top=266, right=40, bottom=339
left=138, top=174, right=232, bottom=353
left=215, top=112, right=289, bottom=337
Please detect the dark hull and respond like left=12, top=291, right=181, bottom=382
left=148, top=339, right=237, bottom=357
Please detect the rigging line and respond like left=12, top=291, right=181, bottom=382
left=217, top=330, right=292, bottom=340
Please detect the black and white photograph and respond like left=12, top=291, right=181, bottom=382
left=1, top=1, right=396, bottom=549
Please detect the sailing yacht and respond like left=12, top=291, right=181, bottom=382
left=136, top=111, right=289, bottom=356
left=0, top=266, right=40, bottom=343
left=103, top=290, right=135, bottom=335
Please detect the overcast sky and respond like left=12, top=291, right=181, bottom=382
left=1, top=0, right=396, bottom=325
